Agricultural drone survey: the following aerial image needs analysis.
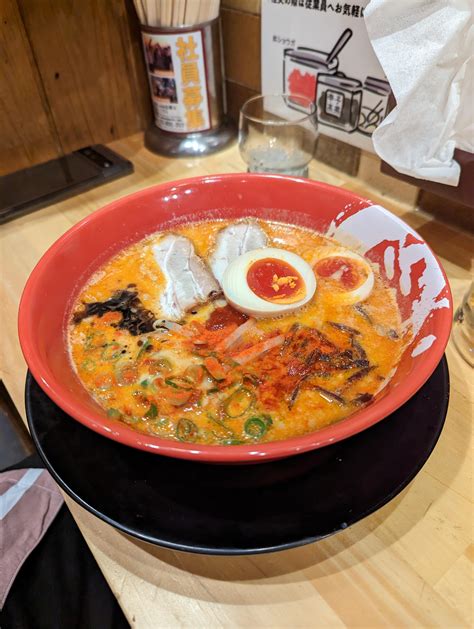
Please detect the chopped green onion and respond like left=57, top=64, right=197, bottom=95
left=165, top=378, right=179, bottom=389
left=243, top=373, right=259, bottom=385
left=144, top=403, right=158, bottom=419
left=84, top=332, right=98, bottom=351
left=101, top=342, right=123, bottom=361
left=184, top=364, right=204, bottom=385
left=115, top=363, right=138, bottom=385
left=165, top=376, right=193, bottom=390
left=80, top=359, right=96, bottom=372
left=146, top=356, right=173, bottom=374
left=164, top=388, right=193, bottom=406
left=175, top=376, right=193, bottom=389
left=223, top=387, right=255, bottom=418
left=124, top=415, right=139, bottom=424
left=106, top=408, right=121, bottom=419
left=244, top=417, right=268, bottom=439
left=206, top=413, right=234, bottom=437
left=176, top=418, right=198, bottom=442
left=137, top=338, right=151, bottom=361
left=140, top=378, right=158, bottom=393
left=157, top=358, right=173, bottom=372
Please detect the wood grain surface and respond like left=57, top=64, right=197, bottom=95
left=221, top=8, right=261, bottom=92
left=0, top=135, right=472, bottom=628
left=18, top=0, right=150, bottom=152
left=0, top=0, right=60, bottom=174
left=0, top=0, right=150, bottom=176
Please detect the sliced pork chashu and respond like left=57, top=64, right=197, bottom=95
left=210, top=222, right=268, bottom=284
left=152, top=234, right=220, bottom=320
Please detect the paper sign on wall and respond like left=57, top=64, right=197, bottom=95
left=261, top=0, right=391, bottom=152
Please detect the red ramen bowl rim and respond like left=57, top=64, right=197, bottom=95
left=18, top=174, right=453, bottom=464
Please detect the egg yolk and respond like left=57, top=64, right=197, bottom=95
left=314, top=256, right=368, bottom=290
left=247, top=258, right=306, bottom=304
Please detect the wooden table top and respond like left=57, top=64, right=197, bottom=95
left=1, top=134, right=472, bottom=628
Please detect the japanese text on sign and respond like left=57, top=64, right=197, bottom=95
left=270, top=0, right=364, bottom=16
left=176, top=35, right=206, bottom=131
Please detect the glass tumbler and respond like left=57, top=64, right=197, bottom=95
left=239, top=94, right=318, bottom=177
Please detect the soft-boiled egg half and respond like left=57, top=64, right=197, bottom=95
left=222, top=248, right=317, bottom=317
left=312, top=248, right=374, bottom=304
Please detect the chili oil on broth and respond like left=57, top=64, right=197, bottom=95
left=68, top=218, right=407, bottom=446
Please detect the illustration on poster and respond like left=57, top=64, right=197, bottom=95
left=283, top=28, right=390, bottom=136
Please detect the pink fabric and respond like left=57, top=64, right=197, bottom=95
left=0, top=469, right=63, bottom=608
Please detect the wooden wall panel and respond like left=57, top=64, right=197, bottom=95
left=0, top=0, right=60, bottom=176
left=17, top=0, right=151, bottom=155
left=221, top=8, right=261, bottom=92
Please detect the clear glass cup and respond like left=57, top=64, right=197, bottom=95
left=452, top=281, right=474, bottom=367
left=238, top=94, right=318, bottom=177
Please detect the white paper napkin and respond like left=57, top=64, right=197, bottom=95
left=365, top=0, right=473, bottom=186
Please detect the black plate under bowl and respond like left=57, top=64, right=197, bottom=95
left=26, top=357, right=449, bottom=555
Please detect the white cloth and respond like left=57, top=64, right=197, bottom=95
left=364, top=0, right=473, bottom=186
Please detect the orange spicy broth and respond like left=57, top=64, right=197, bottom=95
left=68, top=219, right=408, bottom=445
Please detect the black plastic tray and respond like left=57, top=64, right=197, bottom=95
left=26, top=357, right=449, bottom=555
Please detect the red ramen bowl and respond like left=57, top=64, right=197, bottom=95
left=18, top=174, right=452, bottom=463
